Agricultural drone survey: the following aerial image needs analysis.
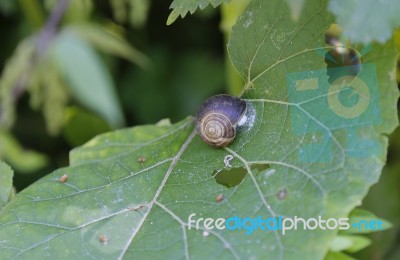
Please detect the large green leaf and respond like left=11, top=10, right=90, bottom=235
left=0, top=0, right=398, bottom=259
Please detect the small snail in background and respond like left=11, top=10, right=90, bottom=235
left=196, top=94, right=247, bottom=148
left=325, top=29, right=361, bottom=81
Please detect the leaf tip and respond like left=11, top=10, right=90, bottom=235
left=166, top=11, right=179, bottom=25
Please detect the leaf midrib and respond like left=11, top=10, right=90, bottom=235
left=117, top=129, right=197, bottom=259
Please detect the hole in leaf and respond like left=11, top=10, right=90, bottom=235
left=213, top=163, right=269, bottom=188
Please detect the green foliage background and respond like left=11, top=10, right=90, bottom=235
left=0, top=0, right=399, bottom=259
left=0, top=0, right=226, bottom=188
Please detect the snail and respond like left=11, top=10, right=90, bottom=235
left=325, top=30, right=361, bottom=81
left=196, top=94, right=247, bottom=148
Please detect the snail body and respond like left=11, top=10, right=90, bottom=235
left=196, top=94, right=247, bottom=148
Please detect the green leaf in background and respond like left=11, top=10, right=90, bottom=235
left=0, top=37, right=35, bottom=129
left=127, top=0, right=150, bottom=27
left=0, top=130, right=48, bottom=173
left=28, top=56, right=69, bottom=136
left=45, top=0, right=92, bottom=22
left=0, top=0, right=398, bottom=259
left=340, top=208, right=392, bottom=235
left=70, top=23, right=150, bottom=69
left=120, top=48, right=225, bottom=123
left=355, top=153, right=400, bottom=259
left=329, top=235, right=371, bottom=253
left=329, top=0, right=400, bottom=43
left=325, top=251, right=355, bottom=260
left=0, top=0, right=17, bottom=15
left=62, top=106, right=110, bottom=147
left=0, top=161, right=13, bottom=210
left=52, top=30, right=125, bottom=129
left=167, top=0, right=227, bottom=25
left=110, top=0, right=151, bottom=28
left=220, top=0, right=249, bottom=95
left=19, top=0, right=44, bottom=29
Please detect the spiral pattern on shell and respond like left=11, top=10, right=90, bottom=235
left=199, top=112, right=235, bottom=147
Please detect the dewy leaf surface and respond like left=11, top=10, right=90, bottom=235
left=0, top=0, right=398, bottom=259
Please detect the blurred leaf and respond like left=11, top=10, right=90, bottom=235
left=220, top=0, right=249, bottom=95
left=395, top=29, right=400, bottom=51
left=387, top=246, right=400, bottom=260
left=329, top=236, right=353, bottom=252
left=0, top=0, right=17, bottom=15
left=284, top=0, right=305, bottom=21
left=110, top=0, right=127, bottom=24
left=329, top=235, right=371, bottom=253
left=120, top=49, right=224, bottom=123
left=18, top=0, right=44, bottom=29
left=388, top=117, right=400, bottom=151
left=128, top=0, right=150, bottom=28
left=7, top=186, right=16, bottom=202
left=155, top=118, right=172, bottom=126
left=62, top=106, right=110, bottom=147
left=70, top=23, right=149, bottom=68
left=0, top=130, right=48, bottom=173
left=394, top=30, right=400, bottom=83
left=354, top=161, right=400, bottom=258
left=28, top=58, right=69, bottom=135
left=325, top=251, right=355, bottom=260
left=0, top=161, right=13, bottom=210
left=329, top=0, right=400, bottom=43
left=0, top=34, right=68, bottom=136
left=167, top=0, right=228, bottom=25
left=110, top=0, right=150, bottom=28
left=344, top=236, right=371, bottom=253
left=45, top=0, right=92, bottom=21
left=340, top=208, right=392, bottom=235
left=220, top=0, right=249, bottom=33
left=0, top=37, right=35, bottom=128
left=52, top=30, right=125, bottom=128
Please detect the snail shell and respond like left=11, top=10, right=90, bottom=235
left=196, top=94, right=247, bottom=148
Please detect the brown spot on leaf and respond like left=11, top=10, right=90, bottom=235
left=99, top=235, right=108, bottom=243
left=216, top=194, right=224, bottom=203
left=59, top=174, right=68, bottom=183
left=276, top=189, right=288, bottom=200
